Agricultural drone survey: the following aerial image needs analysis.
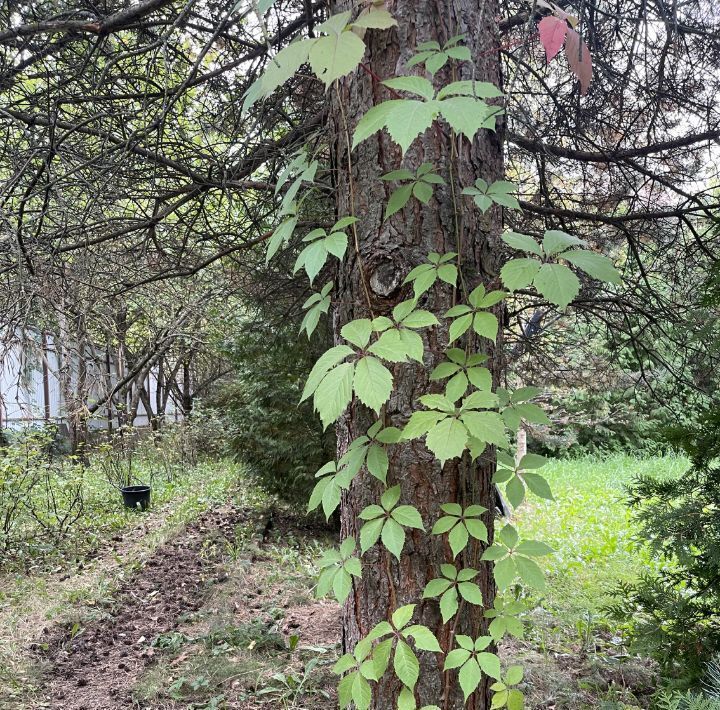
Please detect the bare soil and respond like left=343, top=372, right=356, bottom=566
left=37, top=504, right=249, bottom=710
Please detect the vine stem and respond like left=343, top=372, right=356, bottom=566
left=443, top=596, right=466, bottom=710
left=335, top=79, right=375, bottom=318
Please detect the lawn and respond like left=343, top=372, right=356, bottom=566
left=506, top=453, right=689, bottom=708
left=518, top=453, right=688, bottom=623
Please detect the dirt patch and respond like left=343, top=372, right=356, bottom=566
left=282, top=599, right=341, bottom=648
left=36, top=504, right=249, bottom=710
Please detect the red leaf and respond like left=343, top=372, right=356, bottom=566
left=565, top=28, right=592, bottom=95
left=538, top=16, right=568, bottom=62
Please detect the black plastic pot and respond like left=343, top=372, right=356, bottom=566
left=120, top=485, right=151, bottom=511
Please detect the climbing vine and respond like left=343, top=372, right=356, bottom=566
left=245, top=5, right=615, bottom=709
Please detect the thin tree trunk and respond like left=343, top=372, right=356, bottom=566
left=330, top=2, right=504, bottom=707
left=182, top=358, right=193, bottom=417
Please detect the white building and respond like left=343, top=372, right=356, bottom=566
left=0, top=329, right=182, bottom=433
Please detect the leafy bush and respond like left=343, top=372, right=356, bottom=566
left=0, top=422, right=239, bottom=570
left=210, top=320, right=335, bottom=506
left=607, top=408, right=720, bottom=682
left=0, top=428, right=50, bottom=549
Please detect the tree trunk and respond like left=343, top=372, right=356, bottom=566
left=182, top=358, right=193, bottom=417
left=330, top=2, right=504, bottom=708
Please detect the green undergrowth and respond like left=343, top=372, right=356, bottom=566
left=0, top=456, right=254, bottom=705
left=507, top=453, right=689, bottom=708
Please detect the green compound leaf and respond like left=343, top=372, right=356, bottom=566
left=501, top=230, right=543, bottom=256
left=315, top=361, right=354, bottom=428
left=385, top=183, right=414, bottom=218
left=533, top=263, right=581, bottom=310
left=405, top=264, right=436, bottom=295
left=353, top=100, right=402, bottom=147
left=404, top=624, right=442, bottom=652
left=493, top=556, right=517, bottom=590
left=266, top=215, right=298, bottom=263
left=333, top=653, right=356, bottom=675
left=325, top=230, right=348, bottom=258
left=448, top=522, right=469, bottom=558
left=472, top=311, right=499, bottom=342
left=370, top=637, right=393, bottom=679
left=481, top=543, right=508, bottom=561
left=341, top=318, right=372, bottom=348
left=401, top=309, right=439, bottom=328
left=507, top=689, right=525, bottom=710
left=431, top=515, right=457, bottom=535
left=515, top=555, right=546, bottom=590
left=523, top=471, right=554, bottom=500
left=353, top=356, right=393, bottom=412
left=448, top=313, right=473, bottom=343
left=440, top=586, right=459, bottom=622
left=515, top=539, right=554, bottom=556
left=440, top=97, right=496, bottom=141
left=465, top=518, right=488, bottom=541
left=353, top=99, right=440, bottom=154
left=333, top=568, right=353, bottom=602
left=383, top=76, right=435, bottom=100
left=300, top=281, right=333, bottom=338
left=499, top=524, right=519, bottom=548
left=366, top=443, right=389, bottom=483
left=519, top=452, right=547, bottom=468
left=403, top=410, right=446, bottom=439
left=392, top=603, right=416, bottom=630
left=301, top=344, right=354, bottom=401
left=359, top=517, right=384, bottom=554
left=514, top=402, right=551, bottom=425
left=459, top=658, right=482, bottom=701
left=398, top=686, right=416, bottom=710
left=381, top=484, right=402, bottom=510
left=244, top=40, right=313, bottom=113
left=500, top=258, right=541, bottom=292
left=425, top=51, right=449, bottom=75
left=392, top=505, right=425, bottom=529
left=477, top=651, right=502, bottom=680
left=426, top=416, right=468, bottom=465
left=413, top=180, right=433, bottom=203
left=352, top=7, right=398, bottom=29
left=444, top=648, right=471, bottom=669
left=437, top=263, right=458, bottom=285
left=543, top=229, right=586, bottom=255
left=423, top=578, right=452, bottom=597
left=399, top=329, right=425, bottom=363
left=505, top=665, right=524, bottom=685
left=309, top=26, right=366, bottom=88
left=350, top=670, right=372, bottom=710
left=458, top=581, right=483, bottom=605
left=394, top=639, right=420, bottom=689
left=380, top=518, right=405, bottom=559
left=562, top=249, right=621, bottom=283
left=359, top=504, right=384, bottom=520
left=321, top=478, right=342, bottom=519
left=487, top=180, right=521, bottom=209
left=368, top=328, right=409, bottom=362
left=460, top=410, right=507, bottom=447
left=437, top=80, right=503, bottom=99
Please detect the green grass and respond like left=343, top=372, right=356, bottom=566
left=516, top=453, right=688, bottom=643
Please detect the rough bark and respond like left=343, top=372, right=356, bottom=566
left=330, top=1, right=505, bottom=707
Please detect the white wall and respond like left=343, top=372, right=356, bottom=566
left=0, top=330, right=182, bottom=430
